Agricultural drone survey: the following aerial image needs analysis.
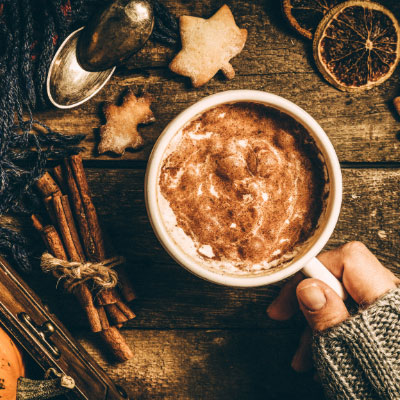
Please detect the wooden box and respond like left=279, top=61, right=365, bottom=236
left=0, top=256, right=128, bottom=399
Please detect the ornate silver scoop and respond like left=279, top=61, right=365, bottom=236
left=47, top=0, right=154, bottom=109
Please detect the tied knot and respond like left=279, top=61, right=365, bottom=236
left=40, top=252, right=124, bottom=291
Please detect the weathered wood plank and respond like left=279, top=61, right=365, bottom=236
left=78, top=329, right=324, bottom=400
left=7, top=2, right=400, bottom=399
left=16, top=167, right=400, bottom=330
left=32, top=0, right=400, bottom=162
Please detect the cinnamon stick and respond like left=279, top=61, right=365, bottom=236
left=97, top=306, right=110, bottom=330
left=31, top=214, right=44, bottom=232
left=48, top=195, right=103, bottom=332
left=68, top=155, right=106, bottom=261
left=63, top=159, right=97, bottom=261
left=95, top=289, right=118, bottom=306
left=32, top=221, right=102, bottom=333
left=31, top=216, right=65, bottom=259
left=115, top=300, right=136, bottom=321
left=45, top=226, right=101, bottom=332
left=105, top=304, right=128, bottom=325
left=52, top=165, right=68, bottom=193
left=35, top=172, right=61, bottom=197
left=44, top=195, right=59, bottom=226
left=104, top=295, right=135, bottom=325
left=35, top=173, right=61, bottom=226
left=99, top=327, right=133, bottom=362
left=52, top=194, right=85, bottom=262
left=41, top=225, right=67, bottom=260
left=77, top=285, right=102, bottom=333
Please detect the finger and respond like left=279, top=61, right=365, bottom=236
left=267, top=272, right=303, bottom=320
left=291, top=326, right=313, bottom=372
left=297, top=279, right=350, bottom=332
left=317, top=241, right=399, bottom=305
left=317, top=245, right=349, bottom=278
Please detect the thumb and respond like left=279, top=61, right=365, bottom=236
left=296, top=279, right=350, bottom=331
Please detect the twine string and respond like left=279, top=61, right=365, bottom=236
left=40, top=252, right=125, bottom=291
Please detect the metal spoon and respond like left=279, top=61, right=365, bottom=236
left=47, top=0, right=154, bottom=109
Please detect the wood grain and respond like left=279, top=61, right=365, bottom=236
left=11, top=2, right=400, bottom=397
left=17, top=167, right=399, bottom=331
left=78, top=329, right=324, bottom=400
left=32, top=0, right=400, bottom=163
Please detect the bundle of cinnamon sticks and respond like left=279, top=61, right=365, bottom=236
left=32, top=155, right=135, bottom=362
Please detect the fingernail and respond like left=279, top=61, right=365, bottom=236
left=298, top=284, right=326, bottom=311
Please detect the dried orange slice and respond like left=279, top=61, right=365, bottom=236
left=282, top=0, right=344, bottom=39
left=313, top=1, right=400, bottom=91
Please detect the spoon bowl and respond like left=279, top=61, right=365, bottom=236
left=47, top=0, right=154, bottom=109
left=47, top=27, right=115, bottom=109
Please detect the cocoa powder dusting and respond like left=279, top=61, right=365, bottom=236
left=159, top=103, right=326, bottom=272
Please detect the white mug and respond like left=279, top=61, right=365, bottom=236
left=145, top=90, right=345, bottom=299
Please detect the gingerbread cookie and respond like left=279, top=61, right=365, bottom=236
left=98, top=91, right=155, bottom=155
left=169, top=4, right=247, bottom=87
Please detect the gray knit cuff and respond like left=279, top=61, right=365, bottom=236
left=312, top=287, right=400, bottom=400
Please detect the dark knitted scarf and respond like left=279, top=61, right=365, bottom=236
left=0, top=0, right=178, bottom=273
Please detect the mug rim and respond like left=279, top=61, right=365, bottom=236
left=145, top=90, right=342, bottom=287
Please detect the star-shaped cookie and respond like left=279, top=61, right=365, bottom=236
left=169, top=5, right=247, bottom=87
left=98, top=91, right=155, bottom=155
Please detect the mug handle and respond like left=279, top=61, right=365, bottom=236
left=302, top=257, right=347, bottom=300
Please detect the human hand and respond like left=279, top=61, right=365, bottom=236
left=267, top=241, right=400, bottom=372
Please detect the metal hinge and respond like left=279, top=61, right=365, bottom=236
left=19, top=312, right=61, bottom=359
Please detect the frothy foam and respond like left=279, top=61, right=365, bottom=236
left=157, top=103, right=327, bottom=275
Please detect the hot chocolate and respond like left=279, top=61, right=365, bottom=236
left=157, top=102, right=327, bottom=275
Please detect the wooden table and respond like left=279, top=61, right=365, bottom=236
left=28, top=0, right=400, bottom=398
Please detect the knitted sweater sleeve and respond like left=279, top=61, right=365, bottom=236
left=312, top=287, right=400, bottom=400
